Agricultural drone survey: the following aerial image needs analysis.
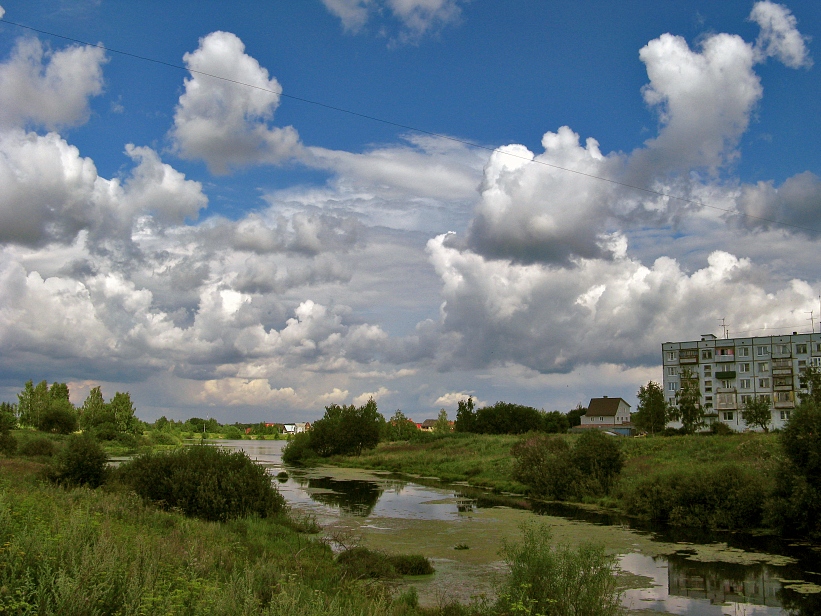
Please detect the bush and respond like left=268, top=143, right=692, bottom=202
left=38, top=400, right=79, bottom=434
left=148, top=430, right=180, bottom=446
left=622, top=463, right=768, bottom=530
left=709, top=421, right=734, bottom=436
left=496, top=523, right=623, bottom=616
left=223, top=425, right=244, bottom=439
left=335, top=547, right=434, bottom=579
left=19, top=436, right=58, bottom=457
left=48, top=433, right=108, bottom=488
left=0, top=432, right=16, bottom=456
left=281, top=431, right=317, bottom=464
left=512, top=434, right=578, bottom=500
left=511, top=431, right=624, bottom=500
left=115, top=445, right=286, bottom=522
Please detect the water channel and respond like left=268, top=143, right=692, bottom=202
left=218, top=439, right=821, bottom=615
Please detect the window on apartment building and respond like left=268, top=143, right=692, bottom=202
left=798, top=360, right=807, bottom=369
left=738, top=347, right=750, bottom=357
left=775, top=391, right=793, bottom=403
left=666, top=351, right=676, bottom=361
left=668, top=397, right=675, bottom=405
left=668, top=382, right=678, bottom=391
left=740, top=378, right=751, bottom=389
left=739, top=363, right=750, bottom=373
left=667, top=366, right=677, bottom=376
left=759, top=377, right=771, bottom=388
left=757, top=346, right=769, bottom=356
left=717, top=348, right=734, bottom=356
left=720, top=380, right=733, bottom=388
left=759, top=394, right=771, bottom=404
left=723, top=412, right=734, bottom=421
left=701, top=349, right=712, bottom=360
left=777, top=344, right=790, bottom=354
left=705, top=381, right=712, bottom=392
left=758, top=362, right=769, bottom=372
left=740, top=394, right=752, bottom=404
left=816, top=343, right=821, bottom=353
left=812, top=357, right=821, bottom=368
left=703, top=364, right=712, bottom=375
left=781, top=410, right=791, bottom=421
left=797, top=344, right=808, bottom=354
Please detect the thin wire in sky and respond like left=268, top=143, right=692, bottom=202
left=0, top=17, right=818, bottom=236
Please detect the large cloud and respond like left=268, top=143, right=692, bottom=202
left=428, top=233, right=818, bottom=373
left=170, top=31, right=301, bottom=173
left=0, top=37, right=106, bottom=129
left=734, top=171, right=821, bottom=237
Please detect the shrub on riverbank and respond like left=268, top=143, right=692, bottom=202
left=497, top=522, right=624, bottom=616
left=620, top=462, right=770, bottom=529
left=115, top=444, right=285, bottom=521
left=47, top=432, right=108, bottom=488
left=511, top=430, right=624, bottom=500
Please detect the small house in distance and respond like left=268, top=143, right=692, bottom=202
left=282, top=422, right=311, bottom=435
left=578, top=396, right=633, bottom=435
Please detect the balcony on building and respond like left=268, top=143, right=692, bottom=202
left=679, top=349, right=698, bottom=364
left=715, top=392, right=737, bottom=410
left=772, top=358, right=793, bottom=376
left=715, top=371, right=736, bottom=380
left=774, top=392, right=795, bottom=408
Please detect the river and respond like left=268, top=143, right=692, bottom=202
left=217, top=439, right=821, bottom=615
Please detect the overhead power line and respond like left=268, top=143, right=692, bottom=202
left=0, top=18, right=819, bottom=236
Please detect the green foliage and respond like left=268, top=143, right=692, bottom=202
left=542, top=410, right=570, bottom=434
left=0, top=403, right=16, bottom=456
left=18, top=435, right=58, bottom=457
left=566, top=404, right=586, bottom=428
left=454, top=397, right=476, bottom=433
left=782, top=398, right=821, bottom=488
left=306, top=398, right=382, bottom=458
left=742, top=395, right=772, bottom=432
left=621, top=463, right=768, bottom=530
left=281, top=431, right=318, bottom=464
left=109, top=391, right=140, bottom=434
left=382, top=410, right=418, bottom=441
left=116, top=445, right=286, bottom=521
left=335, top=548, right=433, bottom=580
left=434, top=408, right=451, bottom=433
left=223, top=425, right=244, bottom=439
left=669, top=369, right=704, bottom=433
left=572, top=430, right=624, bottom=495
left=634, top=381, right=669, bottom=435
left=48, top=433, right=108, bottom=488
left=496, top=523, right=624, bottom=616
left=474, top=402, right=544, bottom=434
left=512, top=431, right=624, bottom=500
left=799, top=365, right=821, bottom=405
left=709, top=421, right=734, bottom=435
left=39, top=396, right=79, bottom=434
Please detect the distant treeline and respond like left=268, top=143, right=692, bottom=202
left=454, top=398, right=585, bottom=435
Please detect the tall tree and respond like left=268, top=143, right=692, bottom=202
left=800, top=366, right=821, bottom=406
left=635, top=381, right=669, bottom=435
left=742, top=396, right=772, bottom=432
left=669, top=369, right=704, bottom=433
left=434, top=409, right=451, bottom=433
left=80, top=386, right=109, bottom=430
left=566, top=404, right=586, bottom=428
left=454, top=397, right=476, bottom=433
left=110, top=391, right=139, bottom=434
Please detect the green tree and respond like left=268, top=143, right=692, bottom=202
left=39, top=397, right=78, bottom=434
left=669, top=369, right=704, bottom=433
left=635, top=381, right=669, bottom=435
left=572, top=429, right=624, bottom=495
left=80, top=386, right=110, bottom=430
left=433, top=409, right=451, bottom=433
left=566, top=404, right=586, bottom=428
left=800, top=366, right=821, bottom=405
left=18, top=380, right=51, bottom=429
left=542, top=410, right=570, bottom=433
left=0, top=402, right=17, bottom=455
left=742, top=395, right=772, bottom=432
left=109, top=391, right=139, bottom=434
left=454, top=397, right=476, bottom=433
left=309, top=398, right=382, bottom=457
left=384, top=410, right=417, bottom=441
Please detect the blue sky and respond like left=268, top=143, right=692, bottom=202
left=0, top=0, right=819, bottom=422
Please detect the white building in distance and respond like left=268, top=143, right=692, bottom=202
left=662, top=332, right=821, bottom=431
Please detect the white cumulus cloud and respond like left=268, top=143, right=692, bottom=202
left=751, top=1, right=813, bottom=68
left=170, top=31, right=301, bottom=174
left=0, top=37, right=106, bottom=130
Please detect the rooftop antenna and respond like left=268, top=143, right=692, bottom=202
left=719, top=317, right=729, bottom=339
left=808, top=310, right=816, bottom=334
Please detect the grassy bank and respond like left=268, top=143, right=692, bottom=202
left=328, top=432, right=783, bottom=527
left=327, top=433, right=526, bottom=493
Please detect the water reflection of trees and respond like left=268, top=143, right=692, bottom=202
left=296, top=476, right=383, bottom=516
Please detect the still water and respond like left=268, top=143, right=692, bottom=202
left=219, top=440, right=821, bottom=615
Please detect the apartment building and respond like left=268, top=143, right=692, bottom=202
left=662, top=332, right=821, bottom=431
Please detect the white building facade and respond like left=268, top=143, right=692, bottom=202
left=662, top=332, right=821, bottom=431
